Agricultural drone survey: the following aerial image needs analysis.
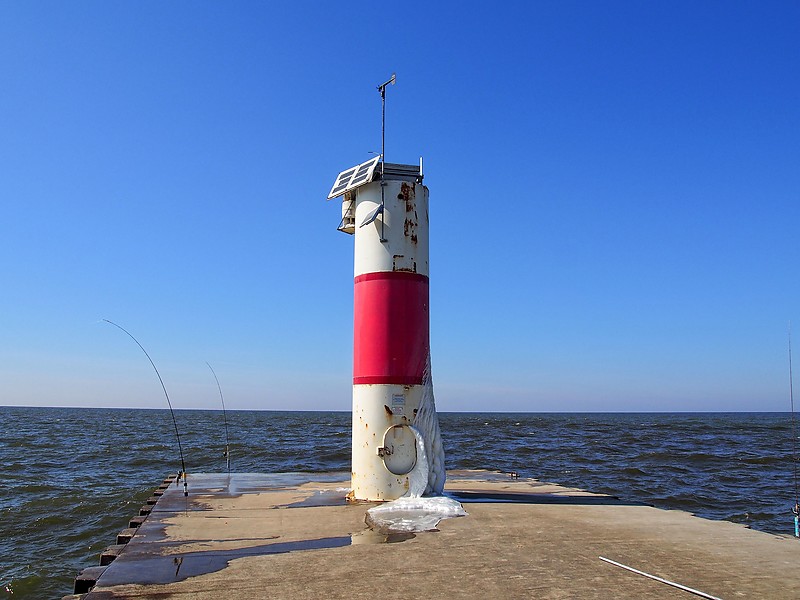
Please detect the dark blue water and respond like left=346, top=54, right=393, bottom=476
left=0, top=408, right=796, bottom=598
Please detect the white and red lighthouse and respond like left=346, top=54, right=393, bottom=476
left=328, top=156, right=445, bottom=501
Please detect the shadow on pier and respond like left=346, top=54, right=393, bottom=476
left=448, top=490, right=647, bottom=506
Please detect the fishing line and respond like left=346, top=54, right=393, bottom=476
left=206, top=362, right=231, bottom=473
left=103, top=319, right=188, bottom=497
left=598, top=557, right=722, bottom=600
left=789, top=324, right=799, bottom=537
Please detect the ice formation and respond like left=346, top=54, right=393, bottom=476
left=367, top=357, right=465, bottom=533
left=366, top=495, right=467, bottom=533
left=413, top=354, right=446, bottom=495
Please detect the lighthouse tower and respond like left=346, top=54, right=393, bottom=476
left=328, top=150, right=445, bottom=501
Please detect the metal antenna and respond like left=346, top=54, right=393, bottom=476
left=377, top=73, right=396, bottom=243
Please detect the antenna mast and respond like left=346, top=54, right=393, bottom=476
left=377, top=73, right=396, bottom=243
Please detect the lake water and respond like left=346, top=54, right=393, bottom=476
left=0, top=407, right=796, bottom=598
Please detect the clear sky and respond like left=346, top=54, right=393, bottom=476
left=1, top=1, right=798, bottom=412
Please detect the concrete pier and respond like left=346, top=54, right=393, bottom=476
left=71, top=470, right=800, bottom=599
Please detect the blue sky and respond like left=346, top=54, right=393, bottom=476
left=1, top=1, right=798, bottom=412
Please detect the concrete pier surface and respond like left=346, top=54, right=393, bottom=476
left=72, top=470, right=800, bottom=599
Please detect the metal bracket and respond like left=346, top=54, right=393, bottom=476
left=360, top=203, right=384, bottom=228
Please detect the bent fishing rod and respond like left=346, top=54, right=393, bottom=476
left=104, top=319, right=188, bottom=497
left=206, top=362, right=231, bottom=473
left=790, top=325, right=798, bottom=537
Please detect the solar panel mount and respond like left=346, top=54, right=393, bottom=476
left=327, top=156, right=382, bottom=200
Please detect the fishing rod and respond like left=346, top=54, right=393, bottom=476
left=103, top=319, right=188, bottom=497
left=789, top=325, right=799, bottom=538
left=206, top=362, right=231, bottom=473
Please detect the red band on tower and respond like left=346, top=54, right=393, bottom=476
left=353, top=271, right=429, bottom=385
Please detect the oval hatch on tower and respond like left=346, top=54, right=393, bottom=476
left=381, top=425, right=418, bottom=475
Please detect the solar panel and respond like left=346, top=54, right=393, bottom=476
left=327, top=156, right=381, bottom=199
